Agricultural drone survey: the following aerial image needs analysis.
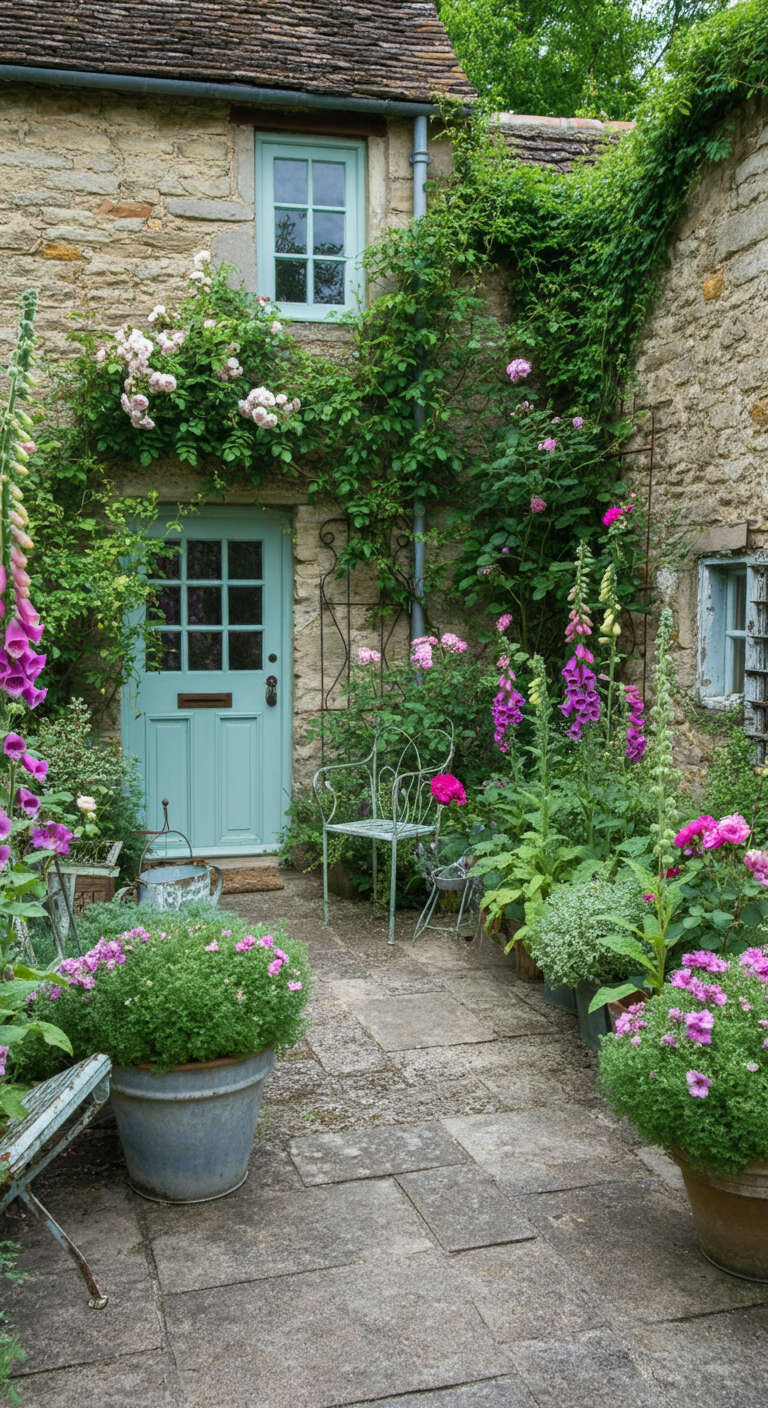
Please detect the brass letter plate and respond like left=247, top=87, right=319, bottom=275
left=177, top=693, right=233, bottom=709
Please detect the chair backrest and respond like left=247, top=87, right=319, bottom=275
left=375, top=724, right=455, bottom=829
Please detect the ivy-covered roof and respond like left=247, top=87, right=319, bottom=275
left=496, top=114, right=634, bottom=173
left=0, top=0, right=475, bottom=106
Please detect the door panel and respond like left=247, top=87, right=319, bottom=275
left=122, top=508, right=291, bottom=855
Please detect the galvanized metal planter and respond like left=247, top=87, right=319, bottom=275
left=136, top=861, right=223, bottom=910
left=110, top=1048, right=275, bottom=1203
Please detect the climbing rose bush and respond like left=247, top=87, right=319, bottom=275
left=599, top=947, right=768, bottom=1174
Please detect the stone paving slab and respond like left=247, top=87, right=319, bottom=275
left=345, top=1379, right=538, bottom=1407
left=440, top=976, right=556, bottom=1037
left=396, top=1163, right=536, bottom=1251
left=633, top=1306, right=768, bottom=1408
left=15, top=1351, right=179, bottom=1407
left=146, top=1176, right=433, bottom=1293
left=457, top=1241, right=607, bottom=1342
left=443, top=1108, right=645, bottom=1194
left=164, top=1251, right=516, bottom=1408
left=290, top=1120, right=468, bottom=1184
left=524, top=1178, right=768, bottom=1322
left=348, top=991, right=493, bottom=1050
left=306, top=1011, right=394, bottom=1074
left=6, top=1265, right=163, bottom=1376
left=509, top=1331, right=658, bottom=1408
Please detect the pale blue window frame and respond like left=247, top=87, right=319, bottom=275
left=255, top=134, right=366, bottom=321
left=698, top=557, right=748, bottom=705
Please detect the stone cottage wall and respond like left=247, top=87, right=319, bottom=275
left=629, top=99, right=768, bottom=778
left=0, top=82, right=455, bottom=789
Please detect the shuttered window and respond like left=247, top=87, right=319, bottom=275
left=699, top=556, right=768, bottom=758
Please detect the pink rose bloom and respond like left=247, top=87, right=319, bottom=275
left=430, top=773, right=467, bottom=806
left=506, top=358, right=531, bottom=383
left=530, top=496, right=547, bottom=514
left=440, top=632, right=467, bottom=653
left=357, top=646, right=381, bottom=665
left=602, top=506, right=623, bottom=528
left=717, top=813, right=750, bottom=846
left=673, top=815, right=717, bottom=850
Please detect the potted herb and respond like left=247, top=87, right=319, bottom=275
left=599, top=946, right=768, bottom=1280
left=527, top=870, right=645, bottom=1047
left=42, top=915, right=310, bottom=1202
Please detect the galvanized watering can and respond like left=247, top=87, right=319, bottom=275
left=136, top=801, right=223, bottom=912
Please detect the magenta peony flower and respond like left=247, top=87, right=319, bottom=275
left=717, top=813, right=750, bottom=846
left=430, top=773, right=467, bottom=806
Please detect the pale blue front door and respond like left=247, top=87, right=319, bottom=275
left=122, top=508, right=292, bottom=855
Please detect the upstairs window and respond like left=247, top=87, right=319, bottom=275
left=255, top=135, right=365, bottom=320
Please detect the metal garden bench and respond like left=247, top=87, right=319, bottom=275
left=313, top=725, right=454, bottom=944
left=0, top=1052, right=112, bottom=1308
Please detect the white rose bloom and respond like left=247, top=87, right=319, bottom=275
left=76, top=795, right=97, bottom=814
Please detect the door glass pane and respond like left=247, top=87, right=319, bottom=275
left=230, top=632, right=263, bottom=671
left=314, top=260, right=345, bottom=305
left=188, top=632, right=222, bottom=671
left=148, top=585, right=181, bottom=626
left=229, top=586, right=262, bottom=625
left=155, top=542, right=181, bottom=580
left=731, top=572, right=747, bottom=629
left=275, top=259, right=307, bottom=303
left=730, top=636, right=746, bottom=694
left=228, top=541, right=262, bottom=580
left=150, top=632, right=181, bottom=672
left=275, top=208, right=307, bottom=254
left=314, top=211, right=345, bottom=255
left=187, top=541, right=221, bottom=580
left=187, top=586, right=221, bottom=626
left=274, top=157, right=308, bottom=204
left=312, top=161, right=345, bottom=207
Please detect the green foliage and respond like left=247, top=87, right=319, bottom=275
left=0, top=1243, right=25, bottom=1405
left=437, top=0, right=729, bottom=119
left=30, top=699, right=145, bottom=879
left=599, top=957, right=768, bottom=1173
left=527, top=868, right=646, bottom=986
left=699, top=710, right=768, bottom=839
left=46, top=915, right=311, bottom=1069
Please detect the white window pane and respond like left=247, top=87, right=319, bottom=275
left=312, top=161, right=345, bottom=207
left=274, top=158, right=308, bottom=204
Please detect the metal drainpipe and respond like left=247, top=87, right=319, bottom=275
left=410, top=114, right=430, bottom=641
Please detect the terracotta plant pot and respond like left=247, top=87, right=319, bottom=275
left=673, top=1151, right=768, bottom=1281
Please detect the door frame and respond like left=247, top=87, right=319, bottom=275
left=120, top=503, right=294, bottom=856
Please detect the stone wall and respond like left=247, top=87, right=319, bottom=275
left=0, top=83, right=452, bottom=361
left=629, top=99, right=768, bottom=778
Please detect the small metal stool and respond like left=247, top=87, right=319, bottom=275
left=413, top=860, right=481, bottom=941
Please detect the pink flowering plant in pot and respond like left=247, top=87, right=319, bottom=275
left=599, top=946, right=768, bottom=1279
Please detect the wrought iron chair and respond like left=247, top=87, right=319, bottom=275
left=313, top=724, right=454, bottom=944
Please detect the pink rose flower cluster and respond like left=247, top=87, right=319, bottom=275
left=506, top=358, right=531, bottom=383
left=529, top=496, right=547, bottom=514
left=410, top=633, right=467, bottom=670
left=673, top=812, right=751, bottom=854
left=430, top=773, right=467, bottom=806
left=237, top=385, right=300, bottom=429
left=357, top=646, right=381, bottom=665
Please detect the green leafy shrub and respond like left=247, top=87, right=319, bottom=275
left=44, top=915, right=311, bottom=1069
left=527, top=869, right=646, bottom=987
left=30, top=700, right=145, bottom=880
left=0, top=1243, right=25, bottom=1405
left=599, top=947, right=768, bottom=1173
left=699, top=711, right=768, bottom=840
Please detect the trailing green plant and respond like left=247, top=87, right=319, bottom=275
left=698, top=707, right=768, bottom=837
left=527, top=868, right=648, bottom=988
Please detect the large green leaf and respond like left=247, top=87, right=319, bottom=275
left=588, top=980, right=646, bottom=1014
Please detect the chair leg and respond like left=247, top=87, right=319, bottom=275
left=372, top=838, right=377, bottom=915
left=322, top=827, right=329, bottom=927
left=413, top=881, right=439, bottom=941
left=388, top=838, right=397, bottom=945
left=19, top=1188, right=108, bottom=1308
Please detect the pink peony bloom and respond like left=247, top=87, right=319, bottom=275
left=717, top=813, right=750, bottom=846
left=430, top=773, right=467, bottom=806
